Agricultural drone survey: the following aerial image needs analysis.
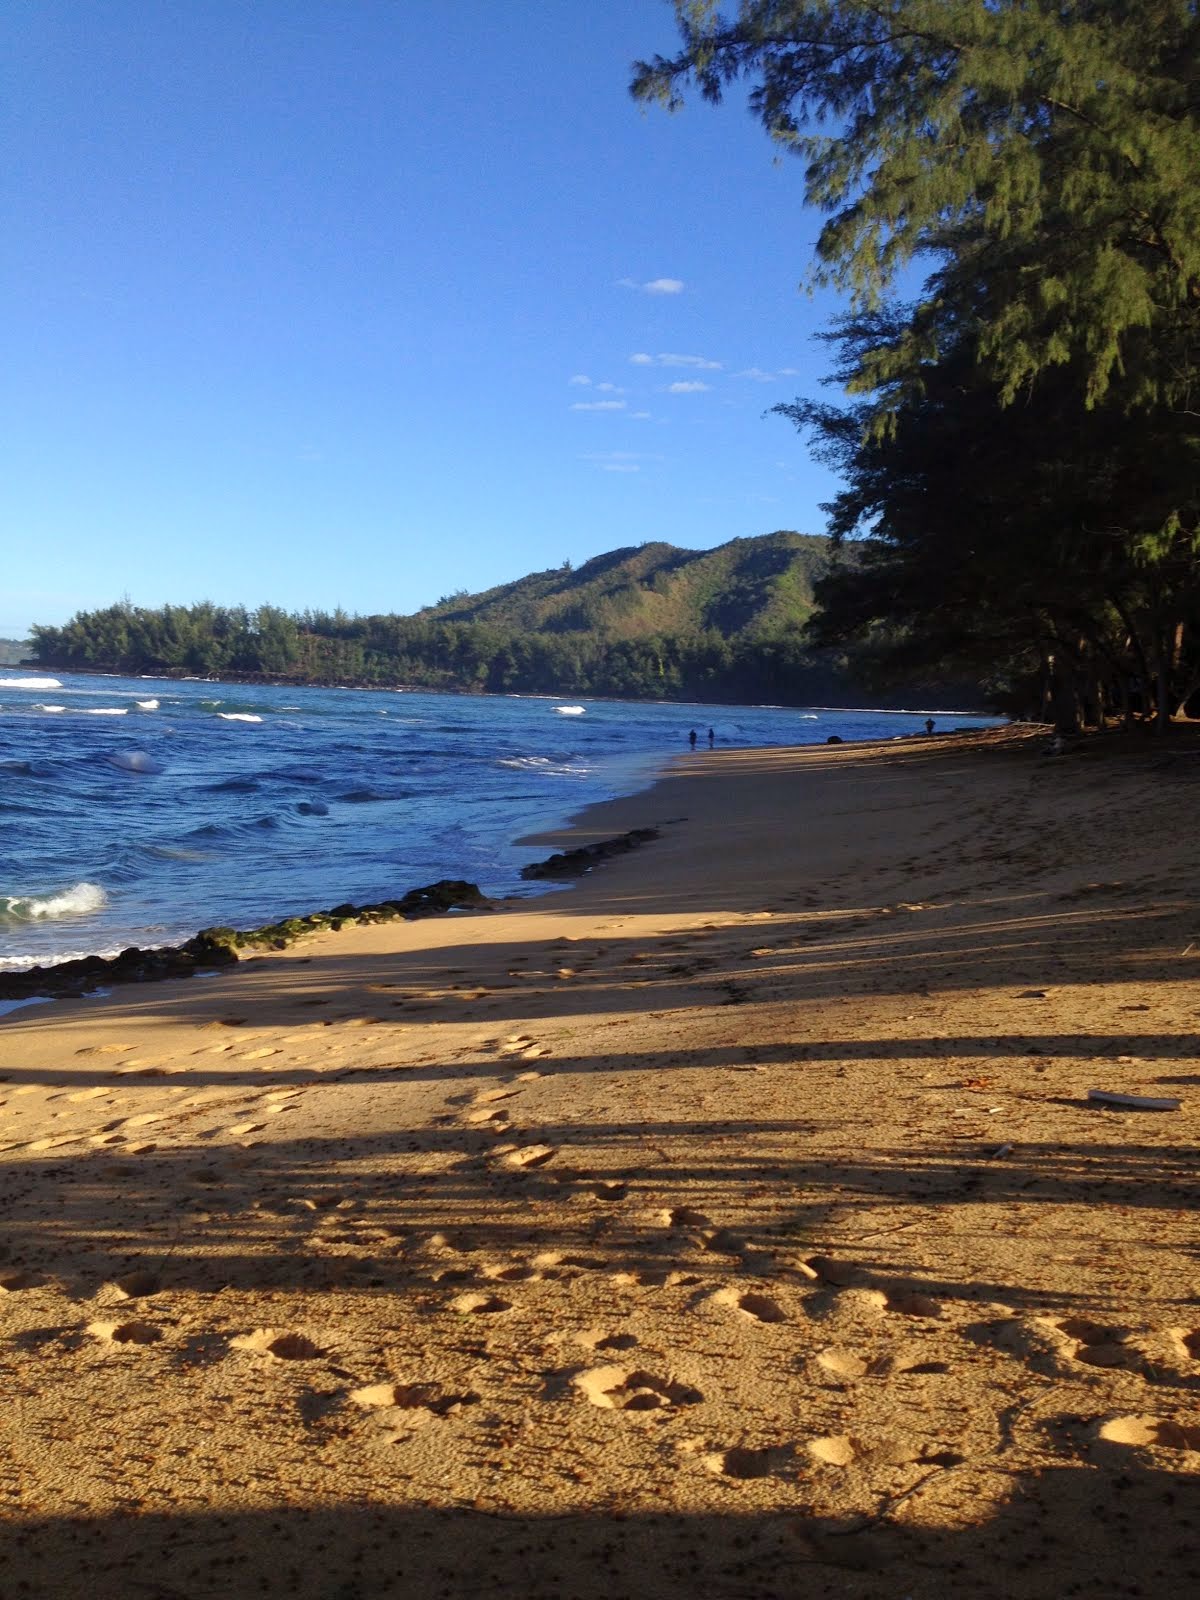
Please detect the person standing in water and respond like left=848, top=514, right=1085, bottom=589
left=689, top=728, right=697, bottom=749
left=707, top=727, right=715, bottom=748
left=925, top=717, right=935, bottom=736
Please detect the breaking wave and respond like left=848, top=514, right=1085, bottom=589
left=1, top=881, right=108, bottom=922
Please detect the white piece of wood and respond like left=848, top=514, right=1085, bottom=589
left=1087, top=1089, right=1181, bottom=1111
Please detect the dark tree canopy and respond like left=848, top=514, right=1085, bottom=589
left=634, top=2, right=1200, bottom=408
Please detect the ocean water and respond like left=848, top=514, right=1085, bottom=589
left=0, top=672, right=996, bottom=971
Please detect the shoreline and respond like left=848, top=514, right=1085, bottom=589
left=2, top=724, right=1197, bottom=1597
left=2, top=659, right=996, bottom=715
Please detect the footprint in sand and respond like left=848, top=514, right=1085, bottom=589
left=503, top=1144, right=557, bottom=1170
left=105, top=1270, right=160, bottom=1300
left=659, top=1206, right=712, bottom=1229
left=592, top=1180, right=627, bottom=1202
left=575, top=1329, right=639, bottom=1354
left=808, top=1433, right=925, bottom=1468
left=884, top=1288, right=943, bottom=1319
left=87, top=1320, right=163, bottom=1346
left=481, top=1262, right=542, bottom=1283
left=1046, top=1316, right=1146, bottom=1370
left=463, top=1107, right=510, bottom=1127
left=1098, top=1415, right=1200, bottom=1451
left=815, top=1347, right=871, bottom=1380
left=450, top=1291, right=511, bottom=1315
left=704, top=1444, right=793, bottom=1480
left=0, top=1269, right=43, bottom=1292
left=350, top=1381, right=480, bottom=1419
left=230, top=1328, right=325, bottom=1360
left=573, top=1365, right=702, bottom=1412
left=709, top=1287, right=787, bottom=1324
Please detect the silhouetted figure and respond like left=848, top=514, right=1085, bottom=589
left=707, top=727, right=715, bottom=748
left=925, top=717, right=935, bottom=736
left=826, top=734, right=843, bottom=744
left=689, top=728, right=697, bottom=750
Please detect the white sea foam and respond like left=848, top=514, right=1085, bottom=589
left=34, top=704, right=67, bottom=713
left=0, top=996, right=55, bottom=1018
left=1, top=881, right=107, bottom=921
left=218, top=712, right=263, bottom=723
left=0, top=676, right=62, bottom=690
left=135, top=698, right=159, bottom=710
left=85, top=707, right=128, bottom=716
left=555, top=705, right=586, bottom=715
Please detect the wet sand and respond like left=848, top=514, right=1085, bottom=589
left=1, top=727, right=1197, bottom=1597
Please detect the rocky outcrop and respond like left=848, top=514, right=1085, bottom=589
left=0, top=880, right=489, bottom=1002
left=520, top=828, right=660, bottom=880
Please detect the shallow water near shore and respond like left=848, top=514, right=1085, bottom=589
left=0, top=671, right=992, bottom=968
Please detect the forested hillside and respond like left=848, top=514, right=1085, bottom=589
left=28, top=532, right=951, bottom=705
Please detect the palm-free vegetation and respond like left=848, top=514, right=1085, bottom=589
left=635, top=2, right=1200, bottom=729
left=29, top=533, right=965, bottom=705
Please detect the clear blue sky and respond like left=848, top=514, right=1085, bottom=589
left=3, top=1, right=855, bottom=639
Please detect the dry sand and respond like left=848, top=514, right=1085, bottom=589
left=1, top=726, right=1197, bottom=1598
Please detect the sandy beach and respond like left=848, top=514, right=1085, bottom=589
left=1, top=727, right=1198, bottom=1598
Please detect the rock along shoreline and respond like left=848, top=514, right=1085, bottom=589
left=0, top=828, right=663, bottom=1004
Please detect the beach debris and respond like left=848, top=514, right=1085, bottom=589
left=1087, top=1089, right=1181, bottom=1112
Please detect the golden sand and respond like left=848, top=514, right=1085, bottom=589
left=1, top=727, right=1197, bottom=1597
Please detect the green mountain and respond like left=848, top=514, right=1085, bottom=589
left=29, top=532, right=979, bottom=706
left=417, top=531, right=833, bottom=642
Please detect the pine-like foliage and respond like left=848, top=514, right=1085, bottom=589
left=634, top=1, right=1200, bottom=408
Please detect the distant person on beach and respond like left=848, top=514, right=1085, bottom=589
left=707, top=727, right=715, bottom=748
left=689, top=728, right=697, bottom=749
left=925, top=717, right=935, bottom=735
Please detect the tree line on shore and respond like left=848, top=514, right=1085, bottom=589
left=635, top=3, right=1200, bottom=731
left=29, top=533, right=979, bottom=707
left=25, top=596, right=875, bottom=705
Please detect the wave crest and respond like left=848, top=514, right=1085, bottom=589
left=1, top=882, right=107, bottom=922
left=0, top=676, right=62, bottom=690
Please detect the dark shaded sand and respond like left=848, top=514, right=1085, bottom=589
left=1, top=726, right=1198, bottom=1597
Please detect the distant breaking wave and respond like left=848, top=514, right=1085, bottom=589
left=0, top=676, right=62, bottom=690
left=218, top=712, right=263, bottom=723
left=1, top=881, right=107, bottom=922
left=554, top=705, right=586, bottom=715
left=135, top=699, right=159, bottom=710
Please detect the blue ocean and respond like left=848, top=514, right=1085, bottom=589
left=0, top=671, right=995, bottom=971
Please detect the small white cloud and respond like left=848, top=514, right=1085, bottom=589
left=602, top=463, right=640, bottom=472
left=665, top=380, right=710, bottom=394
left=580, top=450, right=661, bottom=464
left=632, top=352, right=721, bottom=370
left=736, top=367, right=776, bottom=382
left=778, top=366, right=800, bottom=376
left=570, top=399, right=627, bottom=412
left=595, top=382, right=624, bottom=393
left=631, top=410, right=652, bottom=419
left=569, top=374, right=591, bottom=386
left=619, top=277, right=684, bottom=295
